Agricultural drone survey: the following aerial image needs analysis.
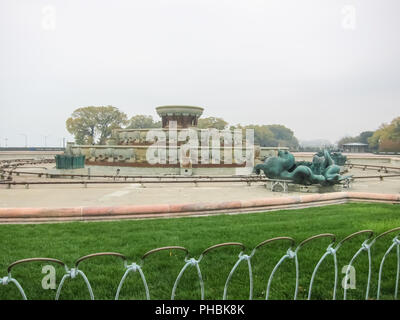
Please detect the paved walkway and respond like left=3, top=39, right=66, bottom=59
left=0, top=163, right=399, bottom=208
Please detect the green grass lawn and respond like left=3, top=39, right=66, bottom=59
left=0, top=202, right=399, bottom=300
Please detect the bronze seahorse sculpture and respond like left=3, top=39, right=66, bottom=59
left=253, top=150, right=351, bottom=186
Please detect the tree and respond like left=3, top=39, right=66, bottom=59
left=387, top=117, right=400, bottom=140
left=267, top=124, right=294, bottom=141
left=230, top=124, right=298, bottom=148
left=127, top=115, right=161, bottom=129
left=255, top=125, right=277, bottom=147
left=241, top=125, right=276, bottom=147
left=66, top=106, right=128, bottom=144
left=368, top=117, right=400, bottom=151
left=358, top=131, right=374, bottom=144
left=197, top=117, right=228, bottom=130
left=267, top=124, right=299, bottom=148
left=66, top=107, right=98, bottom=145
left=96, top=106, right=129, bottom=144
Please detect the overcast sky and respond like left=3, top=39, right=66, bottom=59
left=0, top=0, right=399, bottom=147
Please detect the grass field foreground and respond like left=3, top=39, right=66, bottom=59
left=0, top=202, right=399, bottom=300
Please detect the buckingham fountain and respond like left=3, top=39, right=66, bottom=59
left=61, top=105, right=285, bottom=176
left=58, top=105, right=350, bottom=190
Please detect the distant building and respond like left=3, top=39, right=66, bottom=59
left=342, top=142, right=368, bottom=153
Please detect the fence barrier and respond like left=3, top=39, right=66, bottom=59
left=1, top=227, right=399, bottom=300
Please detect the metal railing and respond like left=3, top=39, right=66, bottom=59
left=1, top=227, right=399, bottom=300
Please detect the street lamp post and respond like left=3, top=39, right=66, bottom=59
left=43, top=135, right=49, bottom=147
left=19, top=133, right=27, bottom=148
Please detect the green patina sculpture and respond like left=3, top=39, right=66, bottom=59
left=328, top=150, right=347, bottom=166
left=253, top=150, right=351, bottom=186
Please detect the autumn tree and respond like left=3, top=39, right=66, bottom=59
left=66, top=106, right=128, bottom=144
left=368, top=117, right=400, bottom=151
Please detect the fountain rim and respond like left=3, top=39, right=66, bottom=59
left=155, top=105, right=204, bottom=116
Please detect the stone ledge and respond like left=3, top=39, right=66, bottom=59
left=0, top=192, right=398, bottom=224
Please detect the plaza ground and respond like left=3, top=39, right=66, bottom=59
left=0, top=152, right=399, bottom=208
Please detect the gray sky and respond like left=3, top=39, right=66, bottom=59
left=0, top=0, right=399, bottom=147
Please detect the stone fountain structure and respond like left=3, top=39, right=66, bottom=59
left=63, top=105, right=286, bottom=175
